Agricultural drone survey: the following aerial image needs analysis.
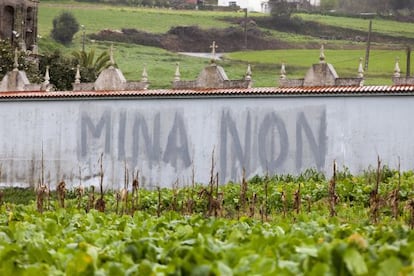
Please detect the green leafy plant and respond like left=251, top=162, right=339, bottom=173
left=72, top=48, right=111, bottom=82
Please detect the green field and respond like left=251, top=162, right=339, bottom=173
left=296, top=13, right=414, bottom=39
left=228, top=49, right=408, bottom=86
left=38, top=4, right=237, bottom=36
left=36, top=2, right=414, bottom=88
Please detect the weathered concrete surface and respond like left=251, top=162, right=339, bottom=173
left=172, top=63, right=251, bottom=89
left=0, top=70, right=31, bottom=91
left=0, top=95, right=412, bottom=189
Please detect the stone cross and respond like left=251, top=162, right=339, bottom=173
left=210, top=41, right=218, bottom=63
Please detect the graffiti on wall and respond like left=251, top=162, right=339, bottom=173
left=79, top=109, right=191, bottom=170
left=79, top=105, right=327, bottom=182
left=220, top=106, right=327, bottom=181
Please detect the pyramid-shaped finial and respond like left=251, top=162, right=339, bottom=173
left=210, top=41, right=218, bottom=64
left=319, top=44, right=326, bottom=64
left=141, top=64, right=148, bottom=83
left=394, top=57, right=401, bottom=77
left=44, top=66, right=50, bottom=85
left=109, top=44, right=115, bottom=67
left=13, top=48, right=19, bottom=71
left=75, top=64, right=81, bottom=84
left=245, top=64, right=252, bottom=81
left=173, top=62, right=181, bottom=82
left=280, top=63, right=286, bottom=80
left=357, top=57, right=364, bottom=78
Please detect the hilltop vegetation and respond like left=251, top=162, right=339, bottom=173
left=34, top=1, right=414, bottom=88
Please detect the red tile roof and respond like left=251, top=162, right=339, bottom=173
left=1, top=85, right=414, bottom=100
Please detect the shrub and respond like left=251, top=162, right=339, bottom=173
left=0, top=39, right=41, bottom=83
left=39, top=51, right=78, bottom=91
left=51, top=12, right=80, bottom=45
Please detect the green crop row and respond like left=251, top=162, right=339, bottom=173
left=0, top=203, right=413, bottom=275
left=1, top=166, right=414, bottom=274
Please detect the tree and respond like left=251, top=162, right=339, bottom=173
left=39, top=51, right=78, bottom=91
left=269, top=0, right=296, bottom=19
left=391, top=0, right=414, bottom=10
left=320, top=0, right=338, bottom=11
left=51, top=12, right=80, bottom=45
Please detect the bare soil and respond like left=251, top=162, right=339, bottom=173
left=90, top=24, right=290, bottom=53
left=89, top=16, right=414, bottom=52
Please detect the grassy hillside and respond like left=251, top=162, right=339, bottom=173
left=296, top=13, right=414, bottom=39
left=38, top=4, right=238, bottom=36
left=36, top=2, right=413, bottom=88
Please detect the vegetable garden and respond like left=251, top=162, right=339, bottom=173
left=1, top=158, right=414, bottom=275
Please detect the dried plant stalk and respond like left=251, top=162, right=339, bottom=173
left=370, top=156, right=381, bottom=223
left=281, top=190, right=287, bottom=218
left=328, top=160, right=338, bottom=217
left=87, top=185, right=95, bottom=213
left=57, top=181, right=66, bottom=208
left=240, top=168, right=248, bottom=214
left=36, top=183, right=48, bottom=213
left=390, top=158, right=401, bottom=219
left=95, top=153, right=106, bottom=212
left=294, top=183, right=301, bottom=215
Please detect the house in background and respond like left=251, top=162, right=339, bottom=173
left=217, top=0, right=269, bottom=13
left=217, top=0, right=320, bottom=13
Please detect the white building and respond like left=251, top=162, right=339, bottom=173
left=309, top=0, right=320, bottom=6
left=217, top=0, right=320, bottom=13
left=217, top=0, right=269, bottom=12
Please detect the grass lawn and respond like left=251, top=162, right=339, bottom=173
left=228, top=49, right=409, bottom=86
left=38, top=3, right=240, bottom=36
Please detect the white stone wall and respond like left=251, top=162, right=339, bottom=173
left=0, top=94, right=412, bottom=188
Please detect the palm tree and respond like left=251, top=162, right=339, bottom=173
left=72, top=49, right=111, bottom=82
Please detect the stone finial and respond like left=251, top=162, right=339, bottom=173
left=394, top=57, right=401, bottom=77
left=280, top=63, right=286, bottom=80
left=44, top=66, right=50, bottom=85
left=358, top=57, right=364, bottom=78
left=75, top=65, right=81, bottom=84
left=173, top=62, right=181, bottom=82
left=13, top=48, right=19, bottom=71
left=141, top=65, right=148, bottom=83
left=209, top=41, right=218, bottom=64
left=245, top=64, right=252, bottom=81
left=109, top=44, right=115, bottom=67
left=32, top=44, right=39, bottom=55
left=319, top=44, right=326, bottom=64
